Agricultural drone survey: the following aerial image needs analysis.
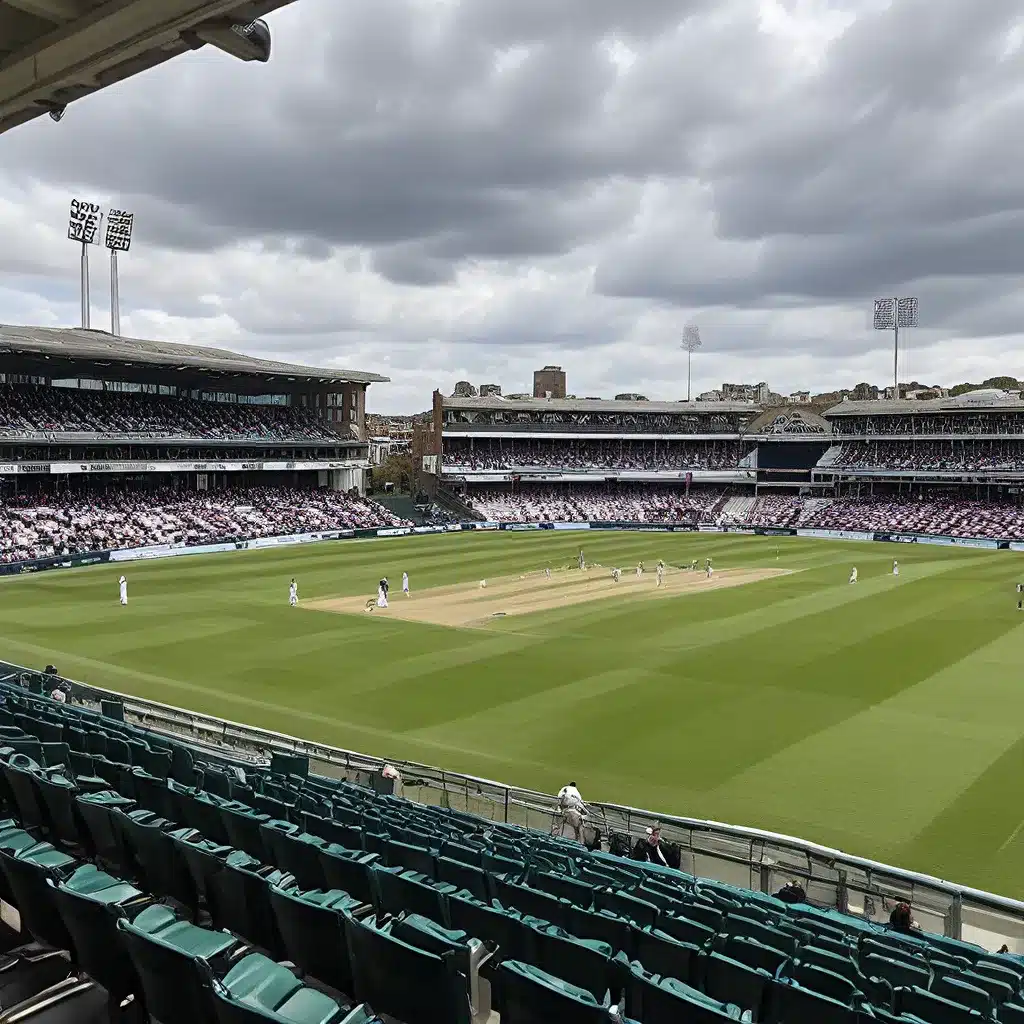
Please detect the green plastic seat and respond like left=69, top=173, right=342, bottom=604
left=269, top=884, right=363, bottom=996
left=0, top=840, right=76, bottom=949
left=319, top=845, right=378, bottom=905
left=768, top=980, right=859, bottom=1024
left=344, top=913, right=473, bottom=1024
left=896, top=985, right=987, bottom=1024
left=623, top=960, right=744, bottom=1024
left=75, top=789, right=135, bottom=870
left=931, top=975, right=995, bottom=1016
left=213, top=951, right=345, bottom=1022
left=371, top=865, right=455, bottom=927
left=700, top=951, right=772, bottom=1019
left=219, top=801, right=271, bottom=861
left=447, top=891, right=537, bottom=965
left=529, top=922, right=613, bottom=1001
left=492, top=959, right=610, bottom=1024
left=634, top=926, right=699, bottom=986
left=49, top=865, right=151, bottom=1013
left=117, top=903, right=239, bottom=1024
left=595, top=888, right=659, bottom=930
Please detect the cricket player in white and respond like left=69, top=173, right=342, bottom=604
left=377, top=579, right=389, bottom=607
left=118, top=575, right=128, bottom=606
left=289, top=578, right=298, bottom=607
left=636, top=561, right=643, bottom=578
left=849, top=567, right=858, bottom=584
left=402, top=572, right=410, bottom=596
left=545, top=566, right=551, bottom=579
left=705, top=563, right=713, bottom=579
left=612, top=567, right=621, bottom=582
left=892, top=559, right=899, bottom=576
left=656, top=560, right=665, bottom=587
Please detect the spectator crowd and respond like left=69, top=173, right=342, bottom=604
left=832, top=413, right=1024, bottom=437
left=0, top=383, right=341, bottom=442
left=444, top=439, right=751, bottom=472
left=0, top=486, right=409, bottom=564
left=830, top=440, right=1024, bottom=472
left=467, top=485, right=728, bottom=523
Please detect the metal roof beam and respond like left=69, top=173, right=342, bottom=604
left=2, top=0, right=91, bottom=24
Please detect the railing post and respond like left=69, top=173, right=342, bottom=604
left=504, top=786, right=509, bottom=824
left=948, top=892, right=963, bottom=939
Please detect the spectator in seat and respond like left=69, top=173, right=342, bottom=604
left=775, top=881, right=807, bottom=904
left=888, top=902, right=920, bottom=935
left=635, top=823, right=670, bottom=867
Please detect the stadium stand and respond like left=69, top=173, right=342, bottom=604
left=0, top=384, right=342, bottom=442
left=466, top=486, right=728, bottom=524
left=0, top=675, right=1013, bottom=1023
left=0, top=487, right=410, bottom=564
left=442, top=439, right=753, bottom=472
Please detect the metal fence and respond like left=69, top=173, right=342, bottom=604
left=6, top=659, right=1024, bottom=954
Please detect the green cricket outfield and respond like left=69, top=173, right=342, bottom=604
left=1, top=531, right=1023, bottom=897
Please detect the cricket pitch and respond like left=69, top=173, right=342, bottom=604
left=304, top=565, right=792, bottom=629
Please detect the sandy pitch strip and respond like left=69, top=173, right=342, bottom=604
left=304, top=566, right=793, bottom=629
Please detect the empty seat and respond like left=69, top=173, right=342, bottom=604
left=209, top=950, right=347, bottom=1023
left=491, top=959, right=612, bottom=1024
left=116, top=903, right=240, bottom=1024
left=268, top=884, right=365, bottom=996
left=344, top=913, right=473, bottom=1024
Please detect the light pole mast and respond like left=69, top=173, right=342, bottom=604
left=682, top=322, right=702, bottom=402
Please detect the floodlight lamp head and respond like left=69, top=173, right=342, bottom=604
left=682, top=322, right=702, bottom=352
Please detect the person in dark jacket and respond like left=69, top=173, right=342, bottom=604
left=637, top=824, right=670, bottom=867
left=889, top=902, right=920, bottom=935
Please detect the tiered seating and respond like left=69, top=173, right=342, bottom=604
left=0, top=676, right=1018, bottom=1024
left=467, top=486, right=728, bottom=524
left=0, top=487, right=411, bottom=564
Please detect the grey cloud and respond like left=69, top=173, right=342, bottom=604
left=2, top=0, right=1024, bottom=405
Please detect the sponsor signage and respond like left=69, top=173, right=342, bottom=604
left=698, top=525, right=723, bottom=533
left=0, top=464, right=18, bottom=475
left=444, top=524, right=463, bottom=532
left=18, top=463, right=50, bottom=474
left=376, top=527, right=412, bottom=537
left=551, top=522, right=591, bottom=531
left=797, top=529, right=873, bottom=542
left=505, top=523, right=542, bottom=531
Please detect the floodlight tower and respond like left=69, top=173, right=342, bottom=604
left=681, top=322, right=702, bottom=402
left=873, top=297, right=919, bottom=396
left=67, top=199, right=102, bottom=328
left=104, top=210, right=135, bottom=336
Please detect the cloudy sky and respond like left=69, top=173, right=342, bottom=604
left=1, top=0, right=1022, bottom=412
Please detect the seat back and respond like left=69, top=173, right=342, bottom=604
left=269, top=885, right=358, bottom=996
left=492, top=960, right=609, bottom=1024
left=48, top=870, right=147, bottom=1004
left=0, top=976, right=108, bottom=1024
left=116, top=906, right=236, bottom=1024
left=0, top=845, right=75, bottom=950
left=344, top=914, right=470, bottom=1024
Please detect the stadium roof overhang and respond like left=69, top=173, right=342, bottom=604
left=0, top=0, right=294, bottom=136
left=0, top=325, right=389, bottom=394
left=825, top=394, right=1024, bottom=418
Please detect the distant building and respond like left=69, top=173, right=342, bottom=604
left=788, top=391, right=811, bottom=404
left=722, top=382, right=770, bottom=403
left=533, top=365, right=566, bottom=399
left=615, top=393, right=647, bottom=401
left=479, top=383, right=502, bottom=397
left=452, top=381, right=478, bottom=398
left=697, top=390, right=724, bottom=402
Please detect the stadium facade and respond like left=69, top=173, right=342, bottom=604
left=425, top=387, right=1024, bottom=532
left=0, top=324, right=385, bottom=493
